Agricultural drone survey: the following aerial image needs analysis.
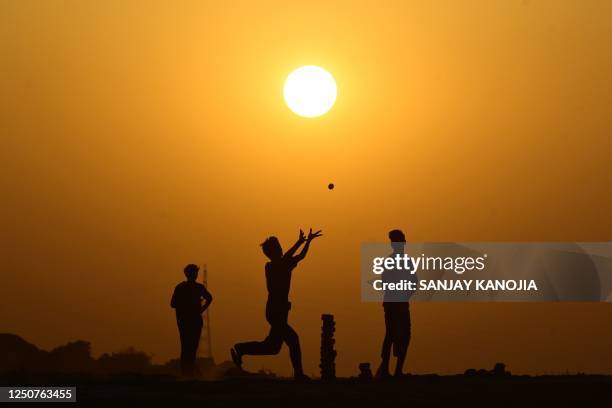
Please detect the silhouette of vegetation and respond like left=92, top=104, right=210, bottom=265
left=0, top=333, right=252, bottom=380
left=97, top=348, right=151, bottom=374
left=0, top=333, right=156, bottom=375
left=47, top=340, right=95, bottom=372
left=464, top=362, right=512, bottom=377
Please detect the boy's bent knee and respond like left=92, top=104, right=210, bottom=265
left=263, top=337, right=284, bottom=353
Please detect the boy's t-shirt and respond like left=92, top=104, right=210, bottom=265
left=265, top=257, right=298, bottom=305
left=382, top=252, right=417, bottom=303
left=171, top=281, right=210, bottom=322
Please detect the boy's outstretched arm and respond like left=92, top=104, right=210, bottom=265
left=283, top=229, right=306, bottom=259
left=294, top=228, right=323, bottom=263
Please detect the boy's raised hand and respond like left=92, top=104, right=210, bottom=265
left=307, top=228, right=323, bottom=241
left=298, top=229, right=306, bottom=243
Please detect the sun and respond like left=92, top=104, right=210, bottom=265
left=284, top=66, right=337, bottom=118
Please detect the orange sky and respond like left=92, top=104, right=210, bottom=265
left=2, top=0, right=612, bottom=376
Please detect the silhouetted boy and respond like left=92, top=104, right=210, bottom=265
left=377, top=229, right=415, bottom=378
left=231, top=228, right=322, bottom=380
left=171, top=264, right=213, bottom=377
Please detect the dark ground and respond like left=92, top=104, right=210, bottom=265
left=2, top=373, right=612, bottom=407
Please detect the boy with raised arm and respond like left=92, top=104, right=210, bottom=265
left=231, top=228, right=322, bottom=380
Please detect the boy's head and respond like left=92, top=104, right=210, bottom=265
left=261, top=236, right=283, bottom=260
left=184, top=264, right=199, bottom=281
left=388, top=229, right=406, bottom=253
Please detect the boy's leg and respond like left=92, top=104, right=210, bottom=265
left=235, top=325, right=284, bottom=357
left=283, top=324, right=304, bottom=377
left=232, top=305, right=287, bottom=367
left=394, top=340, right=408, bottom=376
left=188, top=323, right=203, bottom=376
left=377, top=305, right=393, bottom=377
left=393, top=304, right=411, bottom=376
left=178, top=324, right=189, bottom=375
left=179, top=322, right=201, bottom=376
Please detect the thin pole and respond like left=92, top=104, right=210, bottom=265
left=201, top=263, right=213, bottom=359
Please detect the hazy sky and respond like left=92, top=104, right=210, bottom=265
left=2, top=0, right=612, bottom=376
